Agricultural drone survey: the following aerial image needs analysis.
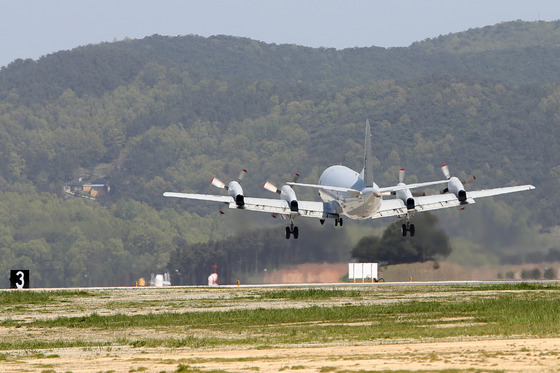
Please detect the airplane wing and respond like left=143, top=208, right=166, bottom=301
left=374, top=194, right=473, bottom=218
left=242, top=197, right=340, bottom=219
left=466, top=185, right=535, bottom=198
left=163, top=192, right=340, bottom=219
left=372, top=184, right=535, bottom=219
left=163, top=192, right=233, bottom=203
left=165, top=184, right=534, bottom=221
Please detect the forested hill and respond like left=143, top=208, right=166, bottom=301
left=3, top=20, right=560, bottom=104
left=0, top=20, right=558, bottom=286
left=413, top=20, right=560, bottom=53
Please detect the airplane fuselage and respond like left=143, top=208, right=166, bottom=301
left=318, top=165, right=381, bottom=219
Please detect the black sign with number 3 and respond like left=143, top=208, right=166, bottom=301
left=10, top=270, right=29, bottom=289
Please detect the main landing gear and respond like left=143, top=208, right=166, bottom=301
left=321, top=217, right=343, bottom=226
left=285, top=214, right=299, bottom=239
left=285, top=224, right=299, bottom=239
left=287, top=216, right=344, bottom=239
left=402, top=223, right=415, bottom=237
left=401, top=214, right=415, bottom=237
left=286, top=216, right=344, bottom=239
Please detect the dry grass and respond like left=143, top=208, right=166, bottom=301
left=1, top=283, right=560, bottom=372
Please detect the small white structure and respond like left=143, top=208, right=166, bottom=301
left=348, top=263, right=378, bottom=281
left=208, top=272, right=218, bottom=286
left=150, top=272, right=171, bottom=286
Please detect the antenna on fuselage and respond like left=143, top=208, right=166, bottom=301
left=363, top=119, right=374, bottom=187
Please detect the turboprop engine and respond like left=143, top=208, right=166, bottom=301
left=395, top=168, right=416, bottom=210
left=263, top=173, right=300, bottom=212
left=211, top=169, right=247, bottom=208
left=441, top=164, right=475, bottom=204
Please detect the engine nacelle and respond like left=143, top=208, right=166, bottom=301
left=280, top=185, right=299, bottom=212
left=406, top=197, right=415, bottom=210
left=446, top=177, right=467, bottom=203
left=396, top=183, right=415, bottom=210
left=227, top=181, right=245, bottom=207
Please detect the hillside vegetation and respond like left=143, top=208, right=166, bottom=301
left=0, top=20, right=558, bottom=286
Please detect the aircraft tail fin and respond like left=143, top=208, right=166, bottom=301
left=363, top=119, right=374, bottom=187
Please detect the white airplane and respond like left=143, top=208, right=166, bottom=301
left=164, top=120, right=535, bottom=239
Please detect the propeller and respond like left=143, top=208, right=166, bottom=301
left=237, top=169, right=248, bottom=181
left=463, top=175, right=477, bottom=184
left=399, top=168, right=406, bottom=184
left=441, top=164, right=451, bottom=180
left=441, top=164, right=476, bottom=184
left=211, top=169, right=247, bottom=190
left=263, top=174, right=300, bottom=212
left=263, top=174, right=300, bottom=195
left=263, top=181, right=281, bottom=194
left=211, top=177, right=226, bottom=189
left=397, top=168, right=425, bottom=197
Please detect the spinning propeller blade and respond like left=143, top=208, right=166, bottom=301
left=441, top=164, right=476, bottom=184
left=263, top=181, right=281, bottom=194
left=399, top=168, right=405, bottom=184
left=238, top=169, right=248, bottom=181
left=441, top=164, right=451, bottom=180
left=211, top=177, right=226, bottom=189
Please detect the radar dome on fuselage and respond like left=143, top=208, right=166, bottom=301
left=319, top=165, right=364, bottom=190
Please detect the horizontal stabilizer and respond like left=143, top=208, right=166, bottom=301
left=287, top=182, right=361, bottom=195
left=377, top=179, right=448, bottom=194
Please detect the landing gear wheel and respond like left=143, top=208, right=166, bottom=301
left=285, top=225, right=299, bottom=239
left=335, top=218, right=343, bottom=227
left=402, top=223, right=416, bottom=237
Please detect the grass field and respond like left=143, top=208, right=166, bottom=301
left=1, top=283, right=560, bottom=372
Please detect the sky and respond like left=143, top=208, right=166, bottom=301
left=1, top=0, right=560, bottom=68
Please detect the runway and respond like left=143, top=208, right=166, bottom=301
left=4, top=279, right=560, bottom=291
